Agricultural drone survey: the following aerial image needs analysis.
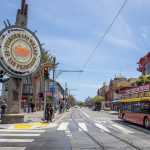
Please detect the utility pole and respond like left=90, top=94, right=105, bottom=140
left=65, top=83, right=67, bottom=97
left=52, top=56, right=56, bottom=113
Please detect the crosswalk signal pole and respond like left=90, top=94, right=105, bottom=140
left=43, top=79, right=47, bottom=120
left=43, top=67, right=49, bottom=120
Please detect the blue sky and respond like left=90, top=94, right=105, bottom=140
left=0, top=0, right=150, bottom=101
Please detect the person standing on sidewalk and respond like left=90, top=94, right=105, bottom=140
left=1, top=101, right=7, bottom=119
left=46, top=103, right=53, bottom=122
left=30, top=102, right=35, bottom=113
left=1, top=101, right=7, bottom=115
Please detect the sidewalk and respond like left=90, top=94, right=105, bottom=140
left=0, top=110, right=67, bottom=129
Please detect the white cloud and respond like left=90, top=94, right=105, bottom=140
left=106, top=35, right=141, bottom=52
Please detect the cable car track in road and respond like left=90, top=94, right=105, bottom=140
left=71, top=111, right=106, bottom=150
left=77, top=110, right=144, bottom=150
left=117, top=121, right=150, bottom=134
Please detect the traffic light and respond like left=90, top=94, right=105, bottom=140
left=44, top=67, right=49, bottom=79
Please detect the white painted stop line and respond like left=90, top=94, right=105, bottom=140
left=0, top=134, right=40, bottom=136
left=0, top=147, right=26, bottom=150
left=78, top=123, right=88, bottom=131
left=57, top=122, right=69, bottom=130
left=0, top=139, right=34, bottom=142
left=0, top=129, right=45, bottom=133
left=95, top=123, right=111, bottom=133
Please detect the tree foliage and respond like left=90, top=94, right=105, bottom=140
left=69, top=95, right=76, bottom=106
left=135, top=75, right=150, bottom=86
left=91, top=95, right=104, bottom=103
left=114, top=80, right=132, bottom=93
left=33, top=49, right=57, bottom=77
left=41, top=49, right=56, bottom=69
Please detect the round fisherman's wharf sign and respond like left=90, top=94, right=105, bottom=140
left=0, top=25, right=42, bottom=78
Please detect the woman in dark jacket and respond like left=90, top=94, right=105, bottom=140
left=46, top=103, right=53, bottom=122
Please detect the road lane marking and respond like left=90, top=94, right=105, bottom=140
left=0, top=129, right=45, bottom=133
left=57, top=122, right=69, bottom=131
left=78, top=123, right=88, bottom=131
left=65, top=128, right=72, bottom=137
left=82, top=111, right=90, bottom=119
left=0, top=134, right=40, bottom=136
left=102, top=121, right=106, bottom=123
left=95, top=123, right=111, bottom=133
left=0, top=139, right=34, bottom=142
left=0, top=147, right=26, bottom=150
left=111, top=124, right=134, bottom=134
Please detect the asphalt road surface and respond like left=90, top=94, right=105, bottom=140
left=0, top=107, right=150, bottom=150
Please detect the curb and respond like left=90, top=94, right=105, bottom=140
left=53, top=111, right=69, bottom=123
left=0, top=111, right=69, bottom=129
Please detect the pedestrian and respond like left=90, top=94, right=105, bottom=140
left=30, top=102, right=35, bottom=113
left=59, top=99, right=64, bottom=114
left=46, top=103, right=53, bottom=122
left=27, top=101, right=31, bottom=113
left=1, top=101, right=7, bottom=115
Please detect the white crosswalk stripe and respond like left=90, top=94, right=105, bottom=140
left=111, top=124, right=134, bottom=134
left=57, top=122, right=69, bottom=130
left=95, top=123, right=111, bottom=133
left=0, top=129, right=45, bottom=150
left=78, top=123, right=88, bottom=131
left=58, top=120, right=136, bottom=135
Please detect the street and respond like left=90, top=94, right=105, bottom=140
left=0, top=108, right=150, bottom=150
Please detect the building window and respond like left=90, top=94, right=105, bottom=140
left=23, top=84, right=33, bottom=96
left=145, top=63, right=150, bottom=75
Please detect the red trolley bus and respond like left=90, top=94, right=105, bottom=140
left=118, top=84, right=150, bottom=129
left=118, top=97, right=150, bottom=129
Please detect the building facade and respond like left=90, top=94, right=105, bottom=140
left=137, top=52, right=150, bottom=75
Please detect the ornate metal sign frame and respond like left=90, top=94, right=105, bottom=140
left=0, top=25, right=42, bottom=78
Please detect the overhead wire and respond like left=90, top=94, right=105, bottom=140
left=81, top=0, right=128, bottom=71
left=76, top=0, right=128, bottom=100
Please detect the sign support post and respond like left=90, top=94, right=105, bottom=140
left=43, top=79, right=47, bottom=121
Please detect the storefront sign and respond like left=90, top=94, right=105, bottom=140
left=121, top=90, right=150, bottom=99
left=0, top=25, right=42, bottom=78
left=120, top=84, right=150, bottom=95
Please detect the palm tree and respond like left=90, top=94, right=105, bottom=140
left=32, top=49, right=57, bottom=111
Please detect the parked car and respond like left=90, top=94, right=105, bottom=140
left=92, top=106, right=100, bottom=111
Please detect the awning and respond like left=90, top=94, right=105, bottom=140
left=112, top=100, right=120, bottom=103
left=120, top=97, right=150, bottom=103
